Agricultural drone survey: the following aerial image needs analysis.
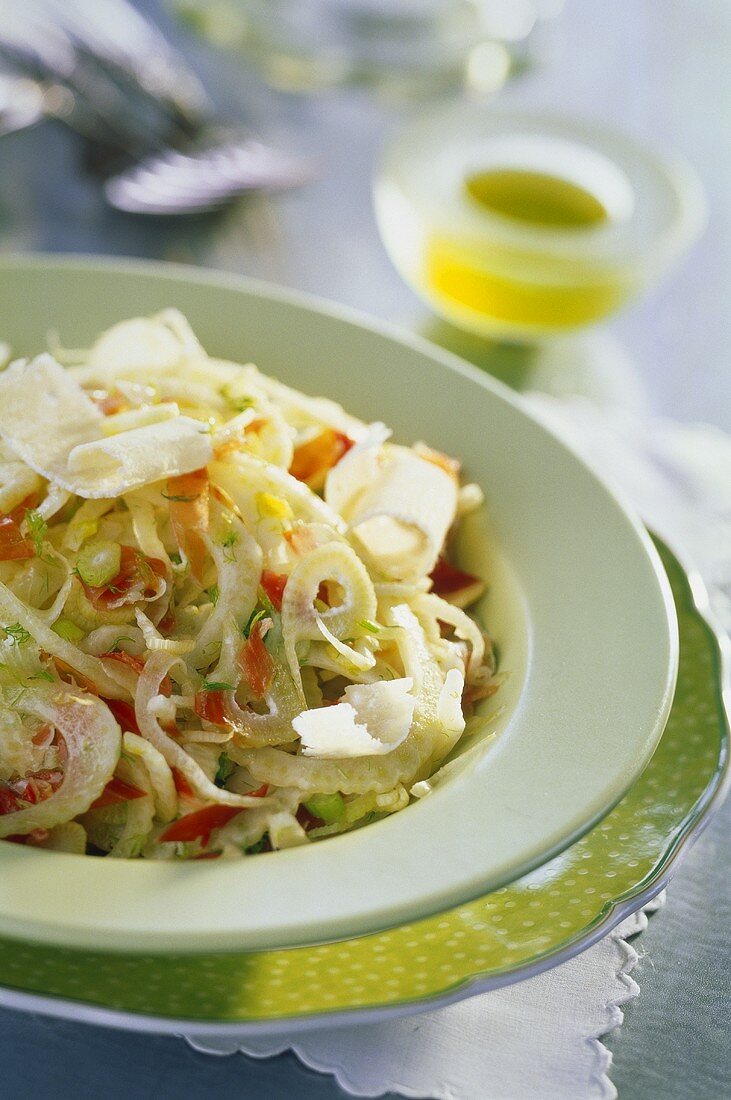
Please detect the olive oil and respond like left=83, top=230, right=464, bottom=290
left=374, top=105, right=705, bottom=340
left=464, top=168, right=609, bottom=229
left=425, top=237, right=625, bottom=329
left=422, top=169, right=618, bottom=331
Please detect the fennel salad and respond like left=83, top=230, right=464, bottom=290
left=0, top=311, right=498, bottom=859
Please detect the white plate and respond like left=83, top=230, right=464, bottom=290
left=0, top=255, right=677, bottom=953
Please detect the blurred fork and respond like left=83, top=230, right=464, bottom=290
left=0, top=0, right=316, bottom=215
left=105, top=134, right=318, bottom=215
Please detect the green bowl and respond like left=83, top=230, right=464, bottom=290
left=0, top=538, right=725, bottom=1031
left=0, top=255, right=677, bottom=954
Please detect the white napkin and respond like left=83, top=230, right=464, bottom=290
left=186, top=399, right=730, bottom=1100
left=187, top=897, right=663, bottom=1100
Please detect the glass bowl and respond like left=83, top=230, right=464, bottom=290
left=374, top=103, right=706, bottom=341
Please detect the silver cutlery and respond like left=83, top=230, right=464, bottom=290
left=0, top=0, right=316, bottom=214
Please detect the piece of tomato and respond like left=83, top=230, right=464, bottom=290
left=10, top=768, right=64, bottom=805
left=193, top=690, right=229, bottom=728
left=289, top=429, right=353, bottom=490
left=238, top=619, right=274, bottom=697
left=83, top=545, right=167, bottom=611
left=172, top=767, right=196, bottom=800
left=102, top=698, right=140, bottom=735
left=31, top=724, right=54, bottom=747
left=260, top=570, right=287, bottom=611
left=166, top=468, right=210, bottom=582
left=90, top=776, right=147, bottom=810
left=159, top=804, right=244, bottom=847
left=0, top=508, right=34, bottom=561
left=0, top=782, right=22, bottom=816
left=429, top=557, right=485, bottom=608
left=100, top=651, right=146, bottom=675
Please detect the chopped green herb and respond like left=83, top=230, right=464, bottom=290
left=304, top=792, right=345, bottom=824
left=358, top=619, right=381, bottom=634
left=214, top=752, right=236, bottom=787
left=245, top=835, right=268, bottom=855
left=221, top=529, right=238, bottom=561
left=169, top=551, right=183, bottom=566
left=3, top=623, right=31, bottom=646
left=109, top=635, right=135, bottom=652
left=219, top=385, right=254, bottom=414
left=29, top=668, right=55, bottom=683
left=243, top=607, right=266, bottom=639
left=207, top=584, right=219, bottom=606
left=52, top=619, right=85, bottom=645
left=257, top=589, right=276, bottom=615
left=202, top=679, right=234, bottom=692
left=161, top=490, right=200, bottom=503
left=24, top=509, right=47, bottom=557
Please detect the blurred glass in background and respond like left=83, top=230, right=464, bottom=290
left=173, top=0, right=564, bottom=96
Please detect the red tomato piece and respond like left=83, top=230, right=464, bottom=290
left=166, top=468, right=210, bottom=582
left=83, top=546, right=167, bottom=611
left=0, top=782, right=22, bottom=815
left=172, top=768, right=196, bottom=800
left=31, top=724, right=54, bottom=747
left=159, top=804, right=244, bottom=848
left=102, top=698, right=140, bottom=735
left=10, top=768, right=63, bottom=805
left=289, top=429, right=353, bottom=490
left=90, top=776, right=147, bottom=810
left=238, top=620, right=274, bottom=697
left=260, top=569, right=287, bottom=610
left=100, top=651, right=145, bottom=675
left=0, top=515, right=33, bottom=561
left=429, top=557, right=484, bottom=608
left=193, top=690, right=229, bottom=728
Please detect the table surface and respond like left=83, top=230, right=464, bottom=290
left=0, top=1, right=729, bottom=1097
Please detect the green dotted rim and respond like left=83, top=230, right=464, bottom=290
left=0, top=538, right=727, bottom=1031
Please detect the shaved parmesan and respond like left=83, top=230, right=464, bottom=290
left=0, top=354, right=104, bottom=473
left=86, top=310, right=203, bottom=376
left=324, top=421, right=390, bottom=515
left=100, top=402, right=180, bottom=436
left=437, top=668, right=466, bottom=734
left=66, top=416, right=212, bottom=490
left=328, top=443, right=458, bottom=582
left=293, top=677, right=415, bottom=758
left=268, top=810, right=308, bottom=849
left=0, top=460, right=43, bottom=514
left=0, top=356, right=212, bottom=498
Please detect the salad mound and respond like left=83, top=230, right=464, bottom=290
left=0, top=311, right=498, bottom=859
